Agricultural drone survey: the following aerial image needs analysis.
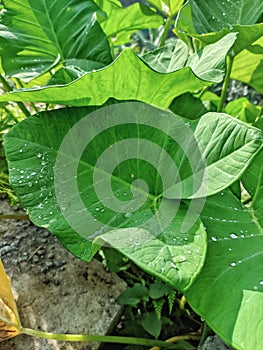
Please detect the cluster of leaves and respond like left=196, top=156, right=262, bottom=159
left=0, top=0, right=262, bottom=349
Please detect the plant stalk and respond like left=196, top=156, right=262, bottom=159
left=0, top=214, right=29, bottom=220
left=217, top=54, right=234, bottom=113
left=159, top=16, right=172, bottom=48
left=0, top=74, right=31, bottom=117
left=21, top=327, right=175, bottom=348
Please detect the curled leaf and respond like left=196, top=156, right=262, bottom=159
left=0, top=259, right=21, bottom=341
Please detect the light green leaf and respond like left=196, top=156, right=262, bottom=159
left=142, top=33, right=237, bottom=83
left=174, top=0, right=263, bottom=55
left=0, top=49, right=210, bottom=108
left=186, top=33, right=237, bottom=82
left=225, top=97, right=262, bottom=124
left=0, top=0, right=112, bottom=81
left=186, top=190, right=263, bottom=350
left=165, top=113, right=263, bottom=199
left=98, top=2, right=163, bottom=46
left=231, top=37, right=263, bottom=94
left=148, top=0, right=185, bottom=16
left=142, top=39, right=189, bottom=73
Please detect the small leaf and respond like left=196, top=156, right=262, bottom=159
left=0, top=260, right=21, bottom=341
left=117, top=284, right=149, bottom=306
left=141, top=312, right=162, bottom=339
left=149, top=282, right=173, bottom=299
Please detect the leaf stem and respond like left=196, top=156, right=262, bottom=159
left=0, top=214, right=29, bottom=220
left=21, top=327, right=175, bottom=348
left=159, top=16, right=172, bottom=48
left=0, top=74, right=31, bottom=117
left=149, top=333, right=201, bottom=350
left=217, top=54, right=234, bottom=113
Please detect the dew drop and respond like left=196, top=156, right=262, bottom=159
left=230, top=262, right=236, bottom=267
left=124, top=212, right=132, bottom=219
left=211, top=236, right=218, bottom=242
left=37, top=153, right=42, bottom=158
left=259, top=281, right=263, bottom=285
left=28, top=182, right=33, bottom=187
left=230, top=233, right=238, bottom=239
left=95, top=207, right=100, bottom=212
left=19, top=149, right=23, bottom=153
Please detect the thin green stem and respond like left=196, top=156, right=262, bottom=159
left=217, top=54, right=234, bottom=113
left=0, top=74, right=31, bottom=117
left=21, top=327, right=175, bottom=348
left=0, top=214, right=29, bottom=220
left=159, top=16, right=172, bottom=48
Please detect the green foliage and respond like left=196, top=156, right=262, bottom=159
left=0, top=0, right=263, bottom=349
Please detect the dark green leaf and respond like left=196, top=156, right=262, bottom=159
left=0, top=0, right=112, bottom=81
left=117, top=284, right=149, bottom=306
left=149, top=282, right=173, bottom=299
left=140, top=312, right=162, bottom=339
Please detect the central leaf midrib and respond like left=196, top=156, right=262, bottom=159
left=41, top=0, right=64, bottom=60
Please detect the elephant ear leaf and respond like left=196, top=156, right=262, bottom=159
left=0, top=260, right=21, bottom=341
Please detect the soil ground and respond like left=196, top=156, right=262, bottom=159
left=0, top=200, right=126, bottom=350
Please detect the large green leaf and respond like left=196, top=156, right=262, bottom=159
left=4, top=103, right=209, bottom=289
left=0, top=49, right=210, bottom=108
left=174, top=0, right=263, bottom=55
left=231, top=37, right=263, bottom=94
left=242, top=149, right=263, bottom=227
left=0, top=0, right=112, bottom=81
left=142, top=33, right=237, bottom=83
left=185, top=190, right=263, bottom=350
left=96, top=2, right=163, bottom=46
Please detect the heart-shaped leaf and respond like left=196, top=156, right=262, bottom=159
left=0, top=0, right=112, bottom=81
left=142, top=33, right=237, bottom=83
left=185, top=190, right=263, bottom=350
left=0, top=260, right=21, bottom=341
left=0, top=49, right=210, bottom=108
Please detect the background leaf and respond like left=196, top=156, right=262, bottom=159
left=231, top=37, right=263, bottom=94
left=174, top=0, right=263, bottom=55
left=140, top=312, right=162, bottom=339
left=142, top=33, right=237, bottom=83
left=185, top=190, right=263, bottom=350
left=97, top=2, right=163, bottom=46
left=0, top=0, right=112, bottom=81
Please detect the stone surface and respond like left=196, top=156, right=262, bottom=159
left=0, top=200, right=126, bottom=350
